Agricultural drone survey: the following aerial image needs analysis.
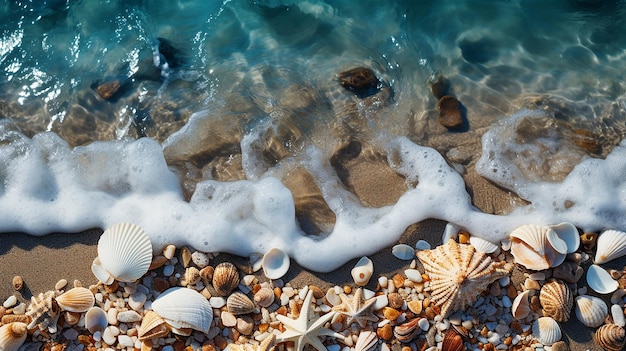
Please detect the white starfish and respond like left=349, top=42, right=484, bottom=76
left=276, top=290, right=344, bottom=351
left=331, top=288, right=378, bottom=328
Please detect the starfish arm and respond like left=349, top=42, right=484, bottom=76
left=275, top=328, right=302, bottom=344
left=302, top=334, right=331, bottom=351
left=276, top=313, right=306, bottom=333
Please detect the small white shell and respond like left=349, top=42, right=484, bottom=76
left=511, top=290, right=531, bottom=320
left=351, top=256, right=374, bottom=286
left=91, top=257, right=114, bottom=285
left=392, top=244, right=415, bottom=260
left=549, top=222, right=580, bottom=253
left=595, top=229, right=626, bottom=264
left=532, top=316, right=562, bottom=346
left=152, top=287, right=213, bottom=333
left=84, top=307, right=108, bottom=333
left=55, top=287, right=95, bottom=313
left=0, top=322, right=28, bottom=351
left=97, top=223, right=153, bottom=282
left=354, top=330, right=379, bottom=351
left=469, top=236, right=499, bottom=253
left=261, top=247, right=290, bottom=280
left=587, top=264, right=619, bottom=294
left=575, top=294, right=608, bottom=328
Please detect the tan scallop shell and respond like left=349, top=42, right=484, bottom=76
left=55, top=287, right=95, bottom=313
left=415, top=239, right=512, bottom=317
left=227, top=292, right=255, bottom=315
left=539, top=279, right=573, bottom=322
left=595, top=230, right=626, bottom=264
left=575, top=294, right=608, bottom=328
left=138, top=310, right=169, bottom=341
left=213, top=262, right=240, bottom=296
left=595, top=323, right=626, bottom=351
left=254, top=287, right=275, bottom=308
left=0, top=322, right=28, bottom=351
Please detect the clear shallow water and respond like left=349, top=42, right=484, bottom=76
left=1, top=0, right=626, bottom=271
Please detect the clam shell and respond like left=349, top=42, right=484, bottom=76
left=575, top=294, right=608, bottom=328
left=511, top=290, right=531, bottom=320
left=261, top=248, right=290, bottom=280
left=213, top=262, right=240, bottom=296
left=0, top=322, right=28, bottom=351
left=509, top=224, right=566, bottom=270
left=469, top=236, right=499, bottom=254
left=587, top=264, right=619, bottom=294
left=227, top=292, right=255, bottom=315
left=532, top=316, right=561, bottom=346
left=254, top=287, right=275, bottom=308
left=595, top=229, right=626, bottom=264
left=152, top=287, right=213, bottom=333
left=55, top=287, right=95, bottom=313
left=549, top=222, right=580, bottom=253
left=596, top=323, right=626, bottom=351
left=97, top=223, right=153, bottom=282
left=392, top=244, right=415, bottom=260
left=393, top=317, right=421, bottom=342
left=354, top=330, right=379, bottom=351
left=351, top=256, right=374, bottom=286
left=91, top=257, right=114, bottom=285
left=441, top=327, right=465, bottom=351
left=84, top=307, right=108, bottom=334
left=138, top=310, right=169, bottom=341
left=539, top=279, right=573, bottom=322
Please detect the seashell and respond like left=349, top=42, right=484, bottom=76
left=162, top=244, right=176, bottom=260
left=351, top=256, right=374, bottom=286
left=261, top=248, right=290, bottom=280
left=531, top=316, right=561, bottom=346
left=539, top=279, right=573, bottom=322
left=469, top=236, right=499, bottom=254
left=84, top=306, right=108, bottom=334
left=354, top=330, right=379, bottom=351
left=587, top=264, right=619, bottom=294
left=227, top=292, right=255, bottom=315
left=91, top=257, right=114, bottom=285
left=183, top=267, right=201, bottom=286
left=254, top=287, right=275, bottom=308
left=97, top=223, right=153, bottom=282
left=55, top=287, right=95, bottom=313
left=213, top=262, right=240, bottom=296
left=138, top=310, right=169, bottom=341
left=511, top=290, right=531, bottom=320
left=575, top=294, right=608, bottom=328
left=393, top=317, right=421, bottom=342
left=595, top=229, right=626, bottom=264
left=509, top=224, right=566, bottom=270
left=25, top=291, right=60, bottom=332
left=152, top=287, right=213, bottom=333
left=441, top=327, right=465, bottom=351
left=392, top=244, right=415, bottom=260
left=0, top=322, right=28, bottom=351
left=595, top=323, right=626, bottom=351
left=549, top=222, right=580, bottom=253
left=580, top=232, right=598, bottom=252
left=415, top=239, right=512, bottom=317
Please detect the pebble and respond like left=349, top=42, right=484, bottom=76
left=221, top=311, right=237, bottom=327
left=501, top=296, right=512, bottom=308
left=63, top=328, right=79, bottom=340
left=551, top=341, right=569, bottom=351
left=118, top=335, right=134, bottom=347
left=192, top=251, right=210, bottom=268
left=102, top=327, right=118, bottom=345
left=3, top=295, right=17, bottom=308
left=163, top=265, right=175, bottom=276
left=612, top=304, right=626, bottom=327
left=404, top=269, right=422, bottom=283
left=12, top=276, right=23, bottom=291
left=117, top=310, right=142, bottom=323
left=12, top=302, right=26, bottom=315
left=418, top=318, right=430, bottom=331
left=378, top=276, right=388, bottom=289
left=55, top=279, right=68, bottom=291
left=209, top=297, right=226, bottom=308
left=162, top=244, right=176, bottom=260
left=129, top=293, right=147, bottom=311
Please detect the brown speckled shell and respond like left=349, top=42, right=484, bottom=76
left=212, top=262, right=240, bottom=296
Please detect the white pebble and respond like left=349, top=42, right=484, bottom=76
left=163, top=264, right=175, bottom=277
left=12, top=302, right=26, bottom=315
left=373, top=295, right=388, bottom=311
left=129, top=293, right=147, bottom=311
left=221, top=311, right=237, bottom=327
left=191, top=251, right=210, bottom=268
left=280, top=293, right=290, bottom=306
left=107, top=308, right=118, bottom=325
left=415, top=240, right=431, bottom=250
left=462, top=320, right=474, bottom=330
left=3, top=295, right=17, bottom=308
left=92, top=331, right=102, bottom=342
left=488, top=333, right=501, bottom=344
left=529, top=272, right=545, bottom=281
left=378, top=276, right=388, bottom=288
left=404, top=269, right=422, bottom=283
left=102, top=327, right=118, bottom=345
left=118, top=335, right=134, bottom=347
left=117, top=310, right=142, bottom=323
left=612, top=304, right=626, bottom=327
left=209, top=297, right=226, bottom=308
left=282, top=287, right=295, bottom=298
left=363, top=289, right=376, bottom=300
left=418, top=318, right=430, bottom=331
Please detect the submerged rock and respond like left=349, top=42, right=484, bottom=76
left=95, top=79, right=123, bottom=100
left=338, top=67, right=381, bottom=98
left=428, top=74, right=449, bottom=99
left=437, top=95, right=464, bottom=129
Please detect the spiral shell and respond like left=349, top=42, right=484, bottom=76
left=55, top=287, right=95, bottom=313
left=254, top=287, right=275, bottom=308
left=575, top=294, right=608, bottom=328
left=539, top=279, right=573, bottom=322
left=213, top=262, right=240, bottom=296
left=96, top=223, right=153, bottom=282
left=0, top=322, right=28, bottom=351
left=531, top=316, right=562, bottom=346
left=227, top=292, right=255, bottom=315
left=596, top=323, right=626, bottom=351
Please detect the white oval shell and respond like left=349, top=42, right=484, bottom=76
left=85, top=307, right=108, bottom=334
left=392, top=244, right=415, bottom=260
left=510, top=224, right=565, bottom=270
left=91, top=257, right=114, bottom=285
left=351, top=256, right=374, bottom=286
left=575, top=294, right=608, bottom=328
left=262, top=248, right=290, bottom=280
left=97, top=223, right=153, bottom=282
left=152, top=287, right=213, bottom=332
left=469, top=236, right=499, bottom=253
left=549, top=222, right=580, bottom=253
left=55, top=287, right=95, bottom=313
left=0, top=322, right=28, bottom=351
left=511, top=290, right=531, bottom=320
left=595, top=230, right=626, bottom=264
left=532, top=316, right=562, bottom=346
left=587, top=264, right=619, bottom=294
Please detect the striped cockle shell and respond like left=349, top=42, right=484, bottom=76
left=227, top=292, right=255, bottom=315
left=55, top=287, right=95, bottom=313
left=84, top=306, right=108, bottom=334
left=138, top=310, right=169, bottom=341
left=575, top=295, right=608, bottom=328
left=213, top=262, right=240, bottom=296
left=595, top=323, right=626, bottom=351
left=441, top=327, right=465, bottom=351
left=393, top=317, right=421, bottom=342
left=511, top=290, right=531, bottom=320
left=254, top=287, right=275, bottom=308
left=532, top=316, right=562, bottom=346
left=539, top=279, right=573, bottom=322
left=0, top=322, right=28, bottom=351
left=595, top=230, right=626, bottom=264
left=354, top=330, right=379, bottom=351
left=509, top=224, right=567, bottom=270
left=97, top=223, right=153, bottom=282
left=152, top=287, right=213, bottom=333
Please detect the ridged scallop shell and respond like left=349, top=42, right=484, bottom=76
left=511, top=290, right=531, bottom=320
left=351, top=256, right=374, bottom=286
left=532, top=316, right=561, bottom=346
left=84, top=307, right=108, bottom=334
left=539, top=279, right=573, bottom=322
left=354, top=330, right=379, bottom=351
left=0, top=322, right=28, bottom=351
left=152, top=287, right=213, bottom=333
left=254, top=287, right=275, bottom=308
left=213, top=262, right=240, bottom=296
left=97, top=223, right=153, bottom=282
left=587, top=264, right=619, bottom=294
left=469, top=236, right=499, bottom=253
left=227, top=292, right=255, bottom=315
left=575, top=294, right=608, bottom=328
left=509, top=224, right=566, bottom=270
left=55, top=287, right=95, bottom=313
left=595, top=323, right=626, bottom=351
left=138, top=310, right=169, bottom=341
left=25, top=291, right=60, bottom=332
left=595, top=230, right=626, bottom=264
left=392, top=244, right=415, bottom=260
left=261, top=248, right=290, bottom=280
left=441, top=327, right=465, bottom=351
left=393, top=317, right=421, bottom=342
left=415, top=239, right=512, bottom=317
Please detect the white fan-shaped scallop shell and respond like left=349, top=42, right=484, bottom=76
left=392, top=244, right=415, bottom=260
left=469, top=236, right=499, bottom=253
left=354, top=330, right=379, bottom=351
left=0, top=322, right=28, bottom=351
left=262, top=247, right=290, bottom=280
left=532, top=317, right=562, bottom=346
left=509, top=224, right=566, bottom=270
left=85, top=307, right=108, bottom=334
left=575, top=294, right=608, bottom=328
left=351, top=256, right=374, bottom=286
left=55, top=287, right=95, bottom=313
left=595, top=230, right=626, bottom=264
left=97, top=223, right=153, bottom=282
left=511, top=290, right=531, bottom=320
left=152, top=287, right=213, bottom=332
left=586, top=264, right=619, bottom=294
left=549, top=222, right=580, bottom=253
